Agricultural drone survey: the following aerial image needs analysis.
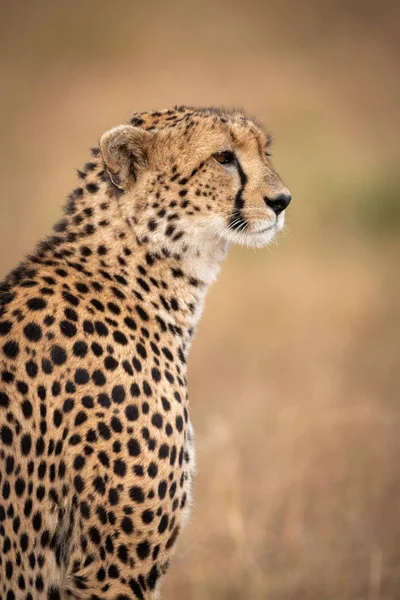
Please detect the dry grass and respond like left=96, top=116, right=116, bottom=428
left=1, top=1, right=400, bottom=597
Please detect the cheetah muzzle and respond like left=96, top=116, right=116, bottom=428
left=0, top=106, right=291, bottom=600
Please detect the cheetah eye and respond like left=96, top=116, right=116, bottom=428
left=213, top=151, right=235, bottom=165
left=265, top=151, right=272, bottom=157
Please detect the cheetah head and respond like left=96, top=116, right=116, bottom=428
left=100, top=106, right=291, bottom=251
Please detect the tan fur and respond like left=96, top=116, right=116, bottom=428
left=0, top=106, right=290, bottom=599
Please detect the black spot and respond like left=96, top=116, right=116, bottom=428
left=147, top=564, right=160, bottom=590
left=91, top=342, right=103, bottom=356
left=121, top=516, right=133, bottom=534
left=125, top=404, right=139, bottom=421
left=75, top=369, right=90, bottom=385
left=73, top=455, right=85, bottom=470
left=62, top=291, right=79, bottom=306
left=98, top=422, right=111, bottom=440
left=135, top=305, right=149, bottom=321
left=151, top=367, right=161, bottom=382
left=65, top=307, right=78, bottom=322
left=0, top=391, right=10, bottom=409
left=83, top=320, right=94, bottom=334
left=147, top=462, right=158, bottom=478
left=162, top=347, right=174, bottom=361
left=41, top=359, right=53, bottom=374
left=89, top=526, right=101, bottom=544
left=161, top=397, right=171, bottom=411
left=175, top=415, right=184, bottom=432
left=60, top=320, right=77, bottom=337
left=127, top=438, right=141, bottom=457
left=107, top=302, right=120, bottom=315
left=91, top=298, right=105, bottom=312
left=113, top=330, right=128, bottom=345
left=21, top=399, right=33, bottom=418
left=48, top=586, right=61, bottom=600
left=95, top=321, right=108, bottom=337
left=3, top=340, right=19, bottom=359
left=20, top=434, right=32, bottom=456
left=141, top=510, right=154, bottom=524
left=136, top=540, right=150, bottom=560
left=72, top=340, right=88, bottom=358
left=86, top=182, right=99, bottom=193
left=92, top=370, right=106, bottom=386
left=48, top=383, right=59, bottom=400
left=148, top=219, right=158, bottom=232
left=136, top=277, right=150, bottom=293
left=151, top=413, right=163, bottom=429
left=132, top=357, right=142, bottom=372
left=130, top=383, right=140, bottom=397
left=105, top=356, right=118, bottom=371
left=166, top=526, right=180, bottom=550
left=98, top=450, right=110, bottom=468
left=51, top=345, right=67, bottom=365
left=82, top=395, right=94, bottom=408
left=98, top=393, right=111, bottom=408
left=74, top=476, right=85, bottom=493
left=112, top=385, right=125, bottom=404
left=75, top=281, right=89, bottom=294
left=143, top=381, right=152, bottom=396
left=53, top=410, right=63, bottom=427
left=170, top=446, right=177, bottom=465
left=158, top=444, right=169, bottom=459
left=0, top=425, right=13, bottom=445
left=27, top=297, right=47, bottom=311
left=158, top=514, right=169, bottom=534
left=32, top=511, right=42, bottom=531
left=114, top=459, right=127, bottom=477
left=158, top=481, right=167, bottom=500
left=111, top=416, right=122, bottom=433
left=136, top=343, right=147, bottom=359
left=124, top=316, right=137, bottom=330
left=75, top=411, right=88, bottom=426
left=20, top=532, right=28, bottom=551
left=93, top=477, right=106, bottom=495
left=0, top=321, right=13, bottom=335
left=129, top=486, right=145, bottom=503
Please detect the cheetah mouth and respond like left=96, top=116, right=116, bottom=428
left=250, top=224, right=276, bottom=235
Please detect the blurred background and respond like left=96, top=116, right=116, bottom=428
left=1, top=1, right=400, bottom=597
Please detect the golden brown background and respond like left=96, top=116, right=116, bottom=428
left=1, top=1, right=400, bottom=597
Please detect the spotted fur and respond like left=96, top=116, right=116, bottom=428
left=0, top=106, right=291, bottom=599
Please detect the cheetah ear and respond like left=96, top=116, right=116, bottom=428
left=100, top=124, right=153, bottom=190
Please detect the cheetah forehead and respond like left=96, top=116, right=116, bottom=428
left=129, top=105, right=271, bottom=144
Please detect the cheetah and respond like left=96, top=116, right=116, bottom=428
left=0, top=106, right=291, bottom=600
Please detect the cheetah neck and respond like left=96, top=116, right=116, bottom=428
left=29, top=172, right=227, bottom=354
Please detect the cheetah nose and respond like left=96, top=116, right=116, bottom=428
left=264, top=193, right=292, bottom=216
